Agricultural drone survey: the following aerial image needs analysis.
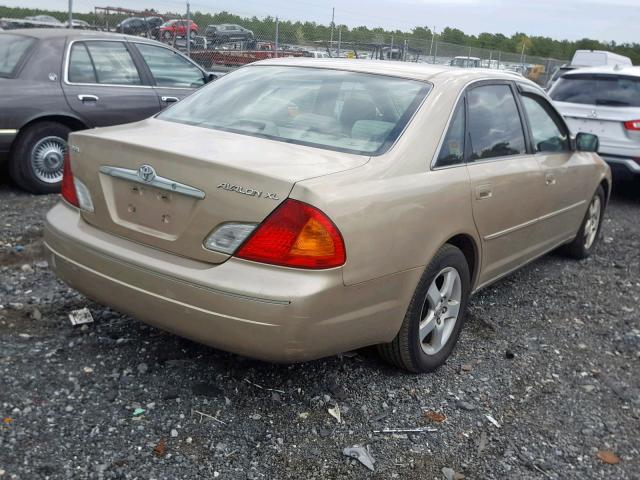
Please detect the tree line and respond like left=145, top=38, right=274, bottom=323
left=2, top=5, right=638, bottom=63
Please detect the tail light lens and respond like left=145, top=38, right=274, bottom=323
left=235, top=199, right=346, bottom=269
left=623, top=120, right=640, bottom=131
left=61, top=153, right=79, bottom=208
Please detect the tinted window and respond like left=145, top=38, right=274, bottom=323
left=468, top=85, right=526, bottom=160
left=436, top=100, right=465, bottom=167
left=0, top=34, right=36, bottom=77
left=83, top=41, right=141, bottom=85
left=521, top=95, right=570, bottom=153
left=136, top=43, right=204, bottom=88
left=158, top=66, right=431, bottom=156
left=550, top=74, right=640, bottom=107
left=68, top=43, right=97, bottom=83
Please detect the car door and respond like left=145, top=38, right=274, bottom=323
left=464, top=82, right=548, bottom=286
left=62, top=39, right=160, bottom=127
left=131, top=42, right=207, bottom=107
left=517, top=85, right=591, bottom=245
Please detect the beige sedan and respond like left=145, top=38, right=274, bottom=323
left=45, top=59, right=611, bottom=372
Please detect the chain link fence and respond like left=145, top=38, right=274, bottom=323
left=1, top=5, right=569, bottom=86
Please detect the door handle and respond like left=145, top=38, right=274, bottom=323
left=77, top=94, right=99, bottom=102
left=545, top=173, right=557, bottom=186
left=475, top=184, right=493, bottom=200
left=161, top=96, right=179, bottom=103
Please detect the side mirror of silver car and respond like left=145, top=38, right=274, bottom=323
left=575, top=132, right=599, bottom=153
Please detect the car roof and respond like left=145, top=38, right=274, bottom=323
left=1, top=28, right=166, bottom=44
left=253, top=58, right=541, bottom=87
left=561, top=65, right=640, bottom=78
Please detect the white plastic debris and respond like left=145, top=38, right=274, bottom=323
left=68, top=307, right=94, bottom=326
left=343, top=445, right=375, bottom=471
left=328, top=405, right=341, bottom=423
left=485, top=414, right=501, bottom=428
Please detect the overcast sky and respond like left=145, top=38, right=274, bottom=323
left=6, top=0, right=640, bottom=44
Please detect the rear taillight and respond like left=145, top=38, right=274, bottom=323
left=60, top=153, right=94, bottom=212
left=623, top=120, right=640, bottom=131
left=235, top=199, right=346, bottom=269
left=61, top=153, right=79, bottom=207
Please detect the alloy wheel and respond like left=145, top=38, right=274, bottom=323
left=419, top=267, right=462, bottom=355
left=584, top=195, right=601, bottom=249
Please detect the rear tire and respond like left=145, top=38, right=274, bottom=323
left=561, top=185, right=605, bottom=259
left=9, top=121, right=71, bottom=194
left=378, top=244, right=471, bottom=373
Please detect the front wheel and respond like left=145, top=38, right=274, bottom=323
left=561, top=185, right=605, bottom=259
left=378, top=244, right=471, bottom=373
left=9, top=121, right=71, bottom=194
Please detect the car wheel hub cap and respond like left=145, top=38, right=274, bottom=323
left=419, top=267, right=462, bottom=355
left=584, top=196, right=601, bottom=249
left=31, top=136, right=67, bottom=183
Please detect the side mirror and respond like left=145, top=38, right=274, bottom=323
left=575, top=132, right=599, bottom=152
left=205, top=72, right=218, bottom=83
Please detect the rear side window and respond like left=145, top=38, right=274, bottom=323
left=435, top=100, right=465, bottom=167
left=550, top=74, right=640, bottom=107
left=69, top=41, right=142, bottom=85
left=521, top=95, right=570, bottom=153
left=467, top=85, right=526, bottom=160
left=136, top=43, right=204, bottom=88
left=0, top=34, right=36, bottom=77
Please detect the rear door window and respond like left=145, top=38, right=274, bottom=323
left=550, top=74, right=640, bottom=107
left=467, top=84, right=526, bottom=160
left=0, top=34, right=36, bottom=77
left=70, top=41, right=142, bottom=85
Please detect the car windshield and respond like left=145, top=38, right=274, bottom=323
left=0, top=34, right=36, bottom=77
left=158, top=66, right=431, bottom=155
left=550, top=74, right=640, bottom=107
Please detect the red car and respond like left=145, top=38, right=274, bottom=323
left=159, top=19, right=198, bottom=39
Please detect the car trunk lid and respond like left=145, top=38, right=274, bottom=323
left=69, top=118, right=369, bottom=264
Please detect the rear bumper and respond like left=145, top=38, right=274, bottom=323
left=44, top=202, right=418, bottom=362
left=600, top=154, right=640, bottom=178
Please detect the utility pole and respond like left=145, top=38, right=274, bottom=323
left=337, top=28, right=342, bottom=57
left=429, top=26, right=435, bottom=57
left=68, top=0, right=73, bottom=28
left=275, top=16, right=279, bottom=58
left=330, top=7, right=335, bottom=53
left=186, top=0, right=191, bottom=57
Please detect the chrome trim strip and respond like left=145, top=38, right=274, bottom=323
left=0, top=129, right=19, bottom=135
left=484, top=200, right=586, bottom=241
left=99, top=165, right=205, bottom=199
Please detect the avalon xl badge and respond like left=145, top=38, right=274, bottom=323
left=137, top=164, right=156, bottom=183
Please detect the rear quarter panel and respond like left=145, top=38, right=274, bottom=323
left=0, top=36, right=71, bottom=130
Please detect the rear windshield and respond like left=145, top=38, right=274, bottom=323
left=550, top=74, right=640, bottom=107
left=157, top=66, right=431, bottom=155
left=0, top=34, right=36, bottom=77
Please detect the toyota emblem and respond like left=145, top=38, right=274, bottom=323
left=137, top=165, right=156, bottom=183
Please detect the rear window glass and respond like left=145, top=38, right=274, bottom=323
left=550, top=74, right=640, bottom=107
left=158, top=66, right=430, bottom=155
left=0, top=34, right=36, bottom=77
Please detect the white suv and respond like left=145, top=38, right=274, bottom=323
left=549, top=66, right=640, bottom=180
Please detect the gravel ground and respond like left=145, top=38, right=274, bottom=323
left=0, top=179, right=638, bottom=480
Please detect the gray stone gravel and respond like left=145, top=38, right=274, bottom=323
left=0, top=180, right=639, bottom=479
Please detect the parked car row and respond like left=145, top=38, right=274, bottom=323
left=40, top=57, right=612, bottom=372
left=0, top=29, right=218, bottom=193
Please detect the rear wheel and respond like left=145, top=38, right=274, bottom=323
left=561, top=186, right=605, bottom=259
left=378, top=244, right=471, bottom=373
left=9, top=121, right=71, bottom=194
